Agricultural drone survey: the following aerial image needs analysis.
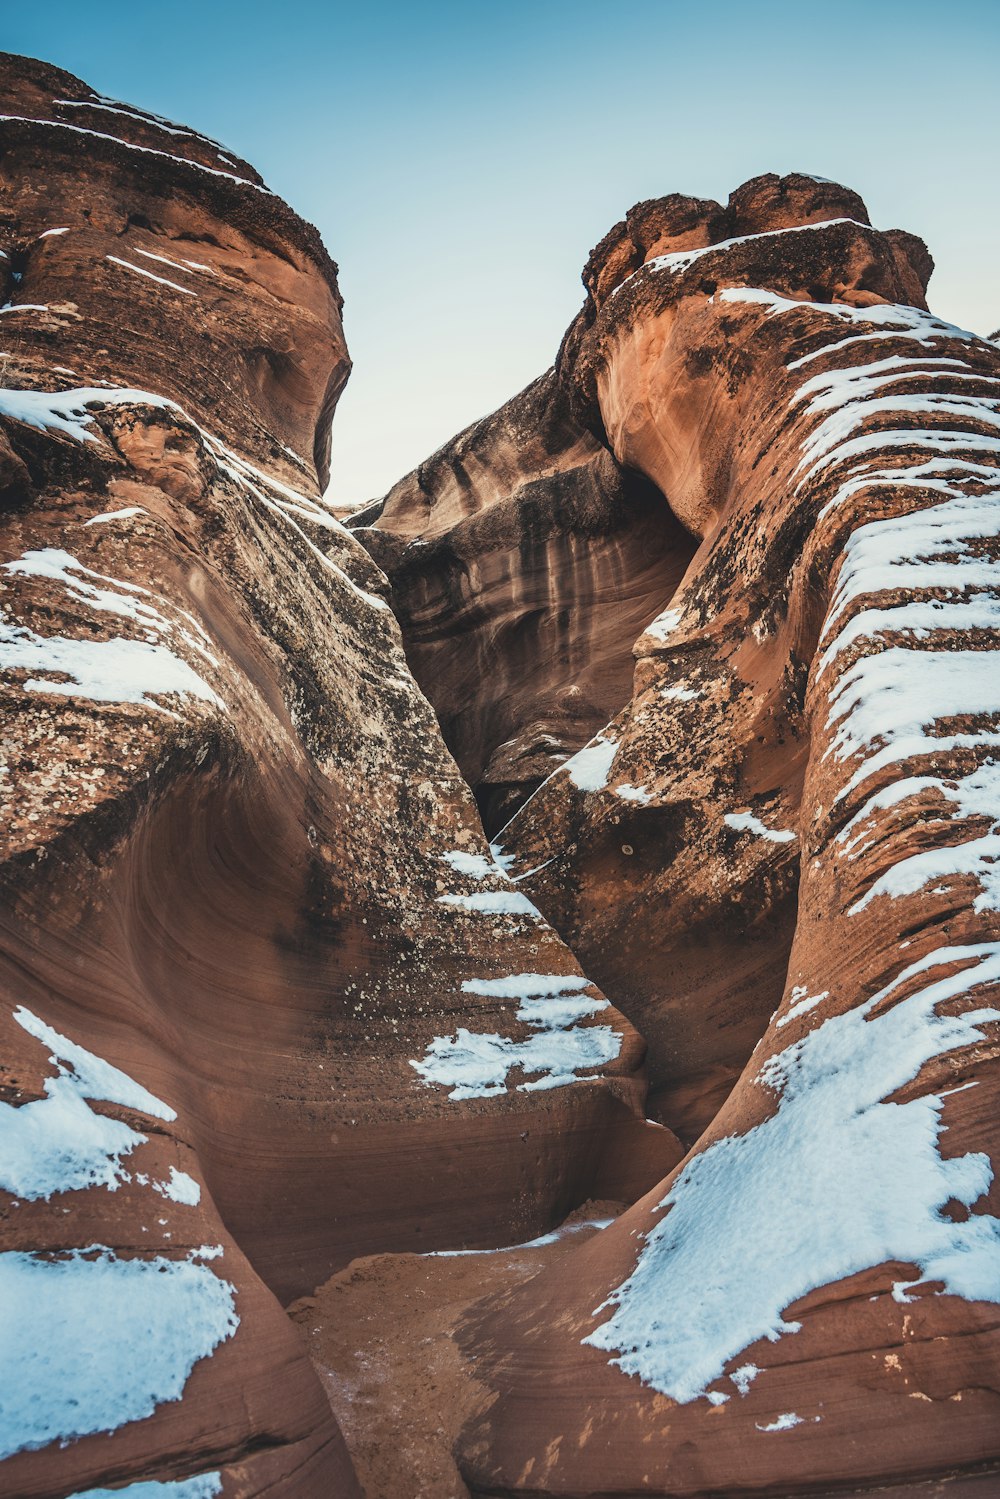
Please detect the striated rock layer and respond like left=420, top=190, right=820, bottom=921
left=0, top=54, right=679, bottom=1498
left=354, top=369, right=697, bottom=833
left=429, top=178, right=1000, bottom=1493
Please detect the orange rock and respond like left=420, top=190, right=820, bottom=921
left=0, top=53, right=677, bottom=1497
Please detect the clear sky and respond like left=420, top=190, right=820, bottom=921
left=4, top=0, right=999, bottom=505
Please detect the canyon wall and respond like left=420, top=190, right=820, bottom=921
left=0, top=54, right=678, bottom=1498
left=433, top=177, right=1000, bottom=1495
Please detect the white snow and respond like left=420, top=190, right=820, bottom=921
left=0, top=1246, right=238, bottom=1459
left=5, top=548, right=172, bottom=629
left=106, top=255, right=198, bottom=297
left=436, top=889, right=541, bottom=916
left=0, top=1077, right=147, bottom=1201
left=0, top=383, right=177, bottom=444
left=134, top=247, right=211, bottom=278
left=69, top=1476, right=222, bottom=1499
left=583, top=942, right=1000, bottom=1404
left=0, top=545, right=219, bottom=711
left=58, top=93, right=235, bottom=162
left=460, top=973, right=593, bottom=1000
left=644, top=606, right=684, bottom=643
left=411, top=1020, right=620, bottom=1100
left=0, top=304, right=49, bottom=315
left=616, top=783, right=654, bottom=804
left=804, top=431, right=1000, bottom=494
left=39, top=227, right=71, bottom=238
left=0, top=114, right=273, bottom=195
left=0, top=614, right=221, bottom=710
left=514, top=993, right=609, bottom=1027
left=427, top=1217, right=614, bottom=1256
left=724, top=811, right=797, bottom=844
left=660, top=682, right=700, bottom=702
left=820, top=489, right=1000, bottom=641
left=821, top=596, right=1000, bottom=679
left=730, top=1363, right=760, bottom=1395
left=826, top=647, right=1000, bottom=800
left=157, top=1167, right=201, bottom=1206
left=440, top=849, right=499, bottom=879
left=0, top=381, right=389, bottom=619
left=720, top=287, right=983, bottom=350
left=756, top=1413, right=803, bottom=1432
left=816, top=454, right=999, bottom=525
left=0, top=1006, right=199, bottom=1206
left=14, top=1006, right=174, bottom=1118
left=776, top=986, right=830, bottom=1029
left=562, top=734, right=617, bottom=792
left=790, top=354, right=998, bottom=483
left=84, top=506, right=147, bottom=526
left=616, top=219, right=868, bottom=292
left=412, top=975, right=618, bottom=1101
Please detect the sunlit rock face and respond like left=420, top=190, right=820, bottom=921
left=0, top=53, right=679, bottom=1498
left=441, top=176, right=1000, bottom=1495
left=353, top=370, right=698, bottom=834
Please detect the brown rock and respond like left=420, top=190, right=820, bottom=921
left=439, top=176, right=1000, bottom=1495
left=0, top=53, right=679, bottom=1497
left=353, top=369, right=696, bottom=831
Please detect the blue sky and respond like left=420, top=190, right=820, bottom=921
left=4, top=0, right=999, bottom=503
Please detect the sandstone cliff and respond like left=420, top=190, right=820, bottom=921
left=361, top=175, right=1000, bottom=1496
left=0, top=54, right=677, bottom=1499
left=3, top=44, right=1000, bottom=1499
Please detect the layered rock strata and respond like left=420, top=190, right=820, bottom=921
left=440, top=177, right=1000, bottom=1494
left=354, top=370, right=697, bottom=833
left=0, top=54, right=677, bottom=1498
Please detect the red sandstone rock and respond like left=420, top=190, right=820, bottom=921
left=439, top=176, right=1000, bottom=1495
left=354, top=370, right=697, bottom=832
left=0, top=53, right=678, bottom=1497
left=4, top=44, right=1000, bottom=1499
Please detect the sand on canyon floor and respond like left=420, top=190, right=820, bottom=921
left=288, top=1200, right=624, bottom=1499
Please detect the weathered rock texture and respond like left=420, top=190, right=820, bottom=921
left=426, top=178, right=1000, bottom=1494
left=354, top=371, right=697, bottom=833
left=0, top=54, right=678, bottom=1498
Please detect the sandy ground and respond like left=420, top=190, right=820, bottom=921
left=287, top=1201, right=624, bottom=1498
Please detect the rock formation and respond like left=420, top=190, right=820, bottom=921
left=3, top=42, right=1000, bottom=1499
left=356, top=372, right=697, bottom=833
left=394, top=178, right=1000, bottom=1495
left=0, top=54, right=678, bottom=1498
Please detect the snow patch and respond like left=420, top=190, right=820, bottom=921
left=0, top=614, right=220, bottom=711
left=616, top=783, right=654, bottom=805
left=412, top=975, right=618, bottom=1101
left=436, top=889, right=541, bottom=917
left=0, top=114, right=273, bottom=195
left=731, top=1363, right=760, bottom=1395
left=756, top=1413, right=803, bottom=1432
left=562, top=734, right=617, bottom=792
left=84, top=506, right=147, bottom=526
left=70, top=1476, right=222, bottom=1499
left=0, top=1246, right=237, bottom=1459
left=106, top=255, right=198, bottom=297
left=427, top=1217, right=614, bottom=1257
left=724, top=811, right=797, bottom=844
left=583, top=944, right=1000, bottom=1403
left=0, top=1007, right=195, bottom=1205
left=644, top=606, right=684, bottom=643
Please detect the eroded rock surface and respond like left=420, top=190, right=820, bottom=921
left=353, top=369, right=697, bottom=833
left=439, top=176, right=1000, bottom=1494
left=0, top=54, right=678, bottom=1498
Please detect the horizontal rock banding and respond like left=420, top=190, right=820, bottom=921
left=443, top=176, right=1000, bottom=1495
left=0, top=53, right=679, bottom=1498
